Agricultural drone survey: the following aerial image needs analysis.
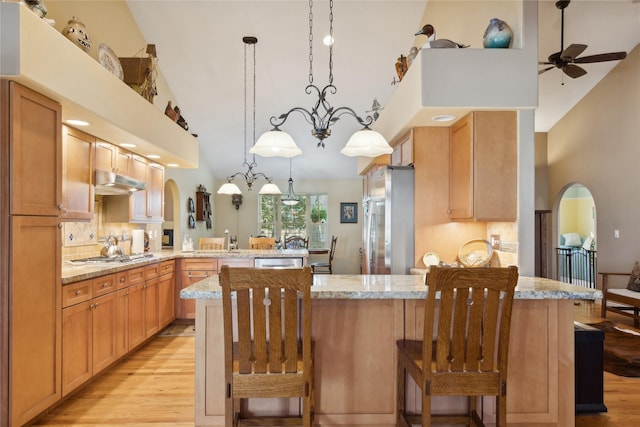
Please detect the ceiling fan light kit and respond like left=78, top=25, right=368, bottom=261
left=538, top=0, right=627, bottom=80
left=254, top=0, right=392, bottom=158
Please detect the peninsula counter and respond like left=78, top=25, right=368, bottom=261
left=181, top=274, right=601, bottom=427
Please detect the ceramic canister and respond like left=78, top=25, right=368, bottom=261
left=62, top=16, right=92, bottom=53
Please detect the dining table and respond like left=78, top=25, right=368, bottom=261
left=308, top=248, right=329, bottom=255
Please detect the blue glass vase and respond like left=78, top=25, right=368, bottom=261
left=483, top=18, right=512, bottom=48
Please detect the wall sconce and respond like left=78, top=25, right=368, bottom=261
left=231, top=194, right=243, bottom=210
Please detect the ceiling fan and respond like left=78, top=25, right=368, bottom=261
left=538, top=0, right=627, bottom=79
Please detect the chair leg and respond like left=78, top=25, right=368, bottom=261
left=397, top=362, right=405, bottom=427
left=225, top=390, right=233, bottom=427
left=422, top=383, right=432, bottom=427
left=496, top=394, right=507, bottom=427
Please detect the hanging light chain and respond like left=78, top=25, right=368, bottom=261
left=252, top=39, right=257, bottom=167
left=308, top=0, right=314, bottom=85
left=328, top=0, right=334, bottom=85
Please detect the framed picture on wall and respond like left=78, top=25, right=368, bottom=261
left=340, top=202, right=357, bottom=224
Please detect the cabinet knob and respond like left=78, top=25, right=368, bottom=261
left=57, top=204, right=67, bottom=213
left=120, top=277, right=126, bottom=283
left=75, top=290, right=82, bottom=295
left=58, top=223, right=63, bottom=229
left=102, top=282, right=109, bottom=288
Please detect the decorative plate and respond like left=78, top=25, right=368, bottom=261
left=98, top=43, right=124, bottom=80
left=422, top=252, right=440, bottom=267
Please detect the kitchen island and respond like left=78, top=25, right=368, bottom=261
left=181, top=274, right=601, bottom=427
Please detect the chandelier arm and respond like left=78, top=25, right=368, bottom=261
left=269, top=106, right=317, bottom=128
left=326, top=106, right=375, bottom=128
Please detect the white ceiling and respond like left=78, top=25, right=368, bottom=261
left=126, top=0, right=640, bottom=181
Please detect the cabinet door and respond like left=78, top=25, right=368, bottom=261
left=62, top=301, right=92, bottom=397
left=114, top=146, right=132, bottom=176
left=144, top=278, right=160, bottom=338
left=128, top=283, right=146, bottom=349
left=448, top=114, right=473, bottom=220
left=178, top=271, right=213, bottom=319
left=158, top=272, right=176, bottom=329
left=61, top=125, right=94, bottom=220
left=130, top=190, right=148, bottom=222
left=94, top=140, right=116, bottom=172
left=115, top=288, right=129, bottom=358
left=10, top=216, right=62, bottom=423
left=131, top=155, right=148, bottom=182
left=4, top=81, right=62, bottom=216
left=92, top=292, right=117, bottom=375
left=147, top=163, right=164, bottom=221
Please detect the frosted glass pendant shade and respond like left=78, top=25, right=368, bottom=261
left=251, top=130, right=303, bottom=158
left=258, top=182, right=282, bottom=195
left=340, top=129, right=393, bottom=157
left=217, top=182, right=242, bottom=195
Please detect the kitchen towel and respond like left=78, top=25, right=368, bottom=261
left=131, top=229, right=145, bottom=254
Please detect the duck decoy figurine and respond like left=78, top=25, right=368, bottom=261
left=414, top=24, right=469, bottom=49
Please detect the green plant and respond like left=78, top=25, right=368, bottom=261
left=310, top=204, right=327, bottom=223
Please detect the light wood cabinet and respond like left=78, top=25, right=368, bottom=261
left=130, top=162, right=164, bottom=223
left=158, top=261, right=176, bottom=329
left=2, top=80, right=63, bottom=427
left=127, top=282, right=147, bottom=349
left=61, top=126, right=94, bottom=220
left=62, top=299, right=92, bottom=396
left=390, top=129, right=414, bottom=167
left=91, top=292, right=118, bottom=375
left=177, top=258, right=217, bottom=319
left=448, top=111, right=517, bottom=221
left=95, top=141, right=134, bottom=176
left=131, top=154, right=148, bottom=182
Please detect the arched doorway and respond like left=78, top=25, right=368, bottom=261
left=162, top=179, right=181, bottom=249
left=554, top=183, right=597, bottom=287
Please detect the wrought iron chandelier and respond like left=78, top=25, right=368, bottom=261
left=217, top=36, right=281, bottom=196
left=250, top=0, right=392, bottom=158
left=281, top=158, right=300, bottom=206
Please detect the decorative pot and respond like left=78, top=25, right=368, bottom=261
left=483, top=18, right=512, bottom=49
left=62, top=16, right=92, bottom=53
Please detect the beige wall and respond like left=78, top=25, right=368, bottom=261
left=546, top=43, right=640, bottom=281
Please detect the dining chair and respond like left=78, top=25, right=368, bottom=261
left=248, top=236, right=275, bottom=250
left=310, top=235, right=337, bottom=274
left=396, top=266, right=519, bottom=427
left=284, top=235, right=309, bottom=249
left=220, top=266, right=314, bottom=427
left=198, top=237, right=225, bottom=250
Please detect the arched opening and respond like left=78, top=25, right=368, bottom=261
left=162, top=179, right=181, bottom=250
left=554, top=183, right=597, bottom=287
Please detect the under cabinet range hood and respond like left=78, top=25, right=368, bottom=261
left=94, top=169, right=146, bottom=195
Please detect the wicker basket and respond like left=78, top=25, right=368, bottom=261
left=457, top=239, right=493, bottom=268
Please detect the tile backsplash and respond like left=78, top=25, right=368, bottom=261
left=61, top=196, right=162, bottom=262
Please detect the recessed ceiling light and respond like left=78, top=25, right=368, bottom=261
left=432, top=114, right=457, bottom=122
left=119, top=143, right=136, bottom=148
left=147, top=154, right=161, bottom=159
left=166, top=163, right=179, bottom=168
left=66, top=119, right=90, bottom=127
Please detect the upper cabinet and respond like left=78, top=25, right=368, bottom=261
left=390, top=130, right=414, bottom=167
left=130, top=162, right=164, bottom=223
left=61, top=126, right=94, bottom=221
left=2, top=80, right=62, bottom=217
left=448, top=111, right=517, bottom=222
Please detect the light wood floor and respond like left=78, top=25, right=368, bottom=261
left=32, top=301, right=640, bottom=426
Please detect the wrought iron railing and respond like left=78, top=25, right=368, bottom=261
left=555, top=247, right=597, bottom=288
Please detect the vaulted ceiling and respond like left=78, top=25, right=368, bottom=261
left=126, top=0, right=640, bottom=181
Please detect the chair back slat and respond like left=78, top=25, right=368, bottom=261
left=252, top=287, right=268, bottom=373
left=284, top=288, right=299, bottom=372
left=423, top=267, right=519, bottom=378
left=249, top=237, right=275, bottom=249
left=236, top=289, right=252, bottom=373
left=268, top=287, right=283, bottom=372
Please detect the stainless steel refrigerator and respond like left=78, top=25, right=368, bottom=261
left=362, top=166, right=414, bottom=274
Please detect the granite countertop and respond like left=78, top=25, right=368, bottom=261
left=180, top=274, right=603, bottom=301
left=62, top=249, right=308, bottom=285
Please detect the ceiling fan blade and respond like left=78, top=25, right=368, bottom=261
left=547, top=51, right=561, bottom=63
left=561, top=44, right=588, bottom=61
left=538, top=66, right=555, bottom=75
left=563, top=64, right=587, bottom=78
left=574, top=51, right=627, bottom=64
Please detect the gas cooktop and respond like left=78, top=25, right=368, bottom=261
left=68, top=253, right=154, bottom=265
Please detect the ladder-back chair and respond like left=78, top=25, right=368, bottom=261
left=198, top=237, right=225, bottom=250
left=220, top=266, right=314, bottom=427
left=248, top=236, right=275, bottom=250
left=396, top=266, right=519, bottom=427
left=310, top=235, right=337, bottom=274
left=284, top=235, right=309, bottom=249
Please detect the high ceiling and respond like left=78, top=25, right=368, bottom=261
left=126, top=0, right=640, bottom=181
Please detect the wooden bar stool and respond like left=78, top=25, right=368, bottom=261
left=396, top=266, right=519, bottom=427
left=248, top=236, right=275, bottom=250
left=220, top=266, right=314, bottom=427
left=198, top=237, right=225, bottom=250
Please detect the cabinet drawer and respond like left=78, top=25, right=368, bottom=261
left=116, top=271, right=128, bottom=290
left=181, top=258, right=217, bottom=271
left=62, top=279, right=93, bottom=308
left=128, top=267, right=146, bottom=286
left=218, top=258, right=254, bottom=270
left=159, top=260, right=175, bottom=276
left=145, top=263, right=160, bottom=279
left=93, top=274, right=116, bottom=297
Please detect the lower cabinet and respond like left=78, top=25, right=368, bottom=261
left=62, top=261, right=176, bottom=398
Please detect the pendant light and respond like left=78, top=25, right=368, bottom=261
left=251, top=0, right=391, bottom=158
left=217, top=36, right=281, bottom=195
left=281, top=158, right=300, bottom=206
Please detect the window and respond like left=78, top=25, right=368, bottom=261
left=258, top=193, right=328, bottom=248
